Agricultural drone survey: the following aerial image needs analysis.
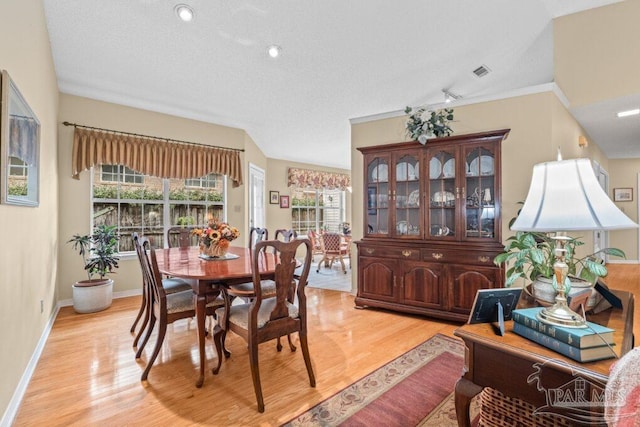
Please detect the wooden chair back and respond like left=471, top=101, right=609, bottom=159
left=274, top=228, right=297, bottom=242
left=166, top=226, right=196, bottom=248
left=249, top=227, right=269, bottom=250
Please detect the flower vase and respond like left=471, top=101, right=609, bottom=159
left=201, top=243, right=227, bottom=258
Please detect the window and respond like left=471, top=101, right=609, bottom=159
left=92, top=165, right=225, bottom=252
left=7, top=157, right=28, bottom=196
left=100, top=165, right=143, bottom=184
left=291, top=188, right=345, bottom=235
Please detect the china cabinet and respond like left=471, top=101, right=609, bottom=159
left=355, top=129, right=509, bottom=322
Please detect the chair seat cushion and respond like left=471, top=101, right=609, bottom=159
left=228, top=280, right=277, bottom=298
left=162, top=277, right=192, bottom=294
left=166, top=290, right=223, bottom=314
left=216, top=299, right=299, bottom=329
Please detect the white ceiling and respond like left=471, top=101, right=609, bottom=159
left=43, top=0, right=635, bottom=170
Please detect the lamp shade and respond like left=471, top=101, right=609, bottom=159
left=511, top=158, right=638, bottom=232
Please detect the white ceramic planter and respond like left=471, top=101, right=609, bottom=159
left=72, top=279, right=114, bottom=313
left=532, top=276, right=601, bottom=309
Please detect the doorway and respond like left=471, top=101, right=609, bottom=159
left=248, top=163, right=265, bottom=230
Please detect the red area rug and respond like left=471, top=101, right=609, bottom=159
left=283, top=334, right=477, bottom=426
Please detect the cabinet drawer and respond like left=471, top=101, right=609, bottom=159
left=359, top=246, right=420, bottom=260
left=422, top=249, right=497, bottom=266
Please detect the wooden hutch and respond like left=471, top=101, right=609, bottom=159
left=355, top=129, right=509, bottom=322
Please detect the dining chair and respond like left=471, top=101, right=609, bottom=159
left=274, top=228, right=297, bottom=242
left=249, top=227, right=269, bottom=252
left=166, top=226, right=197, bottom=248
left=130, top=233, right=191, bottom=346
left=135, top=237, right=225, bottom=381
left=212, top=238, right=315, bottom=412
left=306, top=230, right=324, bottom=262
left=316, top=232, right=349, bottom=274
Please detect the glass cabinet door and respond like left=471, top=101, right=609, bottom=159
left=393, top=153, right=420, bottom=237
left=365, top=155, right=390, bottom=236
left=464, top=145, right=496, bottom=240
left=427, top=148, right=456, bottom=238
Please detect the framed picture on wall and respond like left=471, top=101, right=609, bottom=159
left=0, top=69, right=40, bottom=207
left=270, top=191, right=279, bottom=204
left=280, top=195, right=290, bottom=208
left=614, top=188, right=633, bottom=202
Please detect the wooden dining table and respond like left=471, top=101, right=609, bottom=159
left=154, top=245, right=278, bottom=387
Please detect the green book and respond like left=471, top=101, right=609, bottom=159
left=511, top=307, right=614, bottom=349
left=512, top=322, right=616, bottom=362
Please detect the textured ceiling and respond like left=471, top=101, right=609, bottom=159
left=43, top=0, right=629, bottom=170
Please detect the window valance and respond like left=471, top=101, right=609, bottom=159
left=288, top=167, right=350, bottom=190
left=71, top=127, right=243, bottom=187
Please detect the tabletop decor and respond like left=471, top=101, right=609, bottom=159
left=404, top=106, right=454, bottom=144
left=192, top=219, right=240, bottom=258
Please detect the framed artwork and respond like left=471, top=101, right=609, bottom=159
left=1, top=70, right=40, bottom=206
left=613, top=188, right=633, bottom=202
left=269, top=190, right=279, bottom=204
left=279, top=195, right=290, bottom=208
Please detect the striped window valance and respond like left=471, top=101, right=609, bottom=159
left=71, top=127, right=243, bottom=187
left=288, top=167, right=350, bottom=190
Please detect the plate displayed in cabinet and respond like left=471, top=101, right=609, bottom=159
left=396, top=220, right=409, bottom=234
left=396, top=162, right=412, bottom=181
left=371, top=164, right=388, bottom=182
left=442, top=158, right=455, bottom=178
left=408, top=190, right=420, bottom=207
left=429, top=158, right=441, bottom=179
left=468, top=156, right=494, bottom=176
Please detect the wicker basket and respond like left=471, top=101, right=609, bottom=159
left=478, top=388, right=574, bottom=427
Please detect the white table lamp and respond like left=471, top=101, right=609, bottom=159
left=511, top=157, right=637, bottom=327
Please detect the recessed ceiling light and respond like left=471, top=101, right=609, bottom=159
left=617, top=108, right=640, bottom=118
left=175, top=4, right=194, bottom=22
left=267, top=45, right=281, bottom=58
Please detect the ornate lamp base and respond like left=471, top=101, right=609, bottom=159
left=537, top=299, right=587, bottom=328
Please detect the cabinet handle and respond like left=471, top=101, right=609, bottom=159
left=402, top=250, right=412, bottom=257
left=478, top=256, right=490, bottom=263
left=432, top=252, right=443, bottom=260
left=455, top=187, right=460, bottom=199
left=365, top=248, right=375, bottom=255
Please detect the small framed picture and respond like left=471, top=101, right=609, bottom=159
left=613, top=188, right=633, bottom=202
left=279, top=195, right=290, bottom=208
left=269, top=191, right=279, bottom=204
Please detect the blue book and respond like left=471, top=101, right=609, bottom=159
left=512, top=322, right=616, bottom=362
left=511, top=307, right=614, bottom=349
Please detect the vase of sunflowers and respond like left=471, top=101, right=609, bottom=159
left=192, top=219, right=240, bottom=258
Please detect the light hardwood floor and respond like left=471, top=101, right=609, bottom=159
left=13, top=264, right=639, bottom=426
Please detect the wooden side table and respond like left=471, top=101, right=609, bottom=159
left=454, top=289, right=634, bottom=426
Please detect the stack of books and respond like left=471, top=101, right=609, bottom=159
left=511, top=307, right=617, bottom=362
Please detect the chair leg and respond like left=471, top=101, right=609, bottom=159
left=276, top=334, right=296, bottom=352
left=135, top=313, right=155, bottom=359
left=130, top=290, right=146, bottom=333
left=339, top=256, right=346, bottom=274
left=133, top=290, right=151, bottom=348
left=248, top=339, right=265, bottom=412
left=141, top=319, right=166, bottom=381
left=299, top=334, right=316, bottom=387
left=212, top=325, right=224, bottom=375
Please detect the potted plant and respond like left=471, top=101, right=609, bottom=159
left=67, top=224, right=120, bottom=313
left=494, top=213, right=625, bottom=307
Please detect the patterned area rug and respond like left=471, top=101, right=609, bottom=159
left=283, top=334, right=479, bottom=426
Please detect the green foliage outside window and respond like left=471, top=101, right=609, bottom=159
left=8, top=183, right=27, bottom=196
left=93, top=186, right=163, bottom=200
left=292, top=196, right=323, bottom=207
left=168, top=188, right=223, bottom=201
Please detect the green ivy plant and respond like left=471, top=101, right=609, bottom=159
left=494, top=209, right=626, bottom=287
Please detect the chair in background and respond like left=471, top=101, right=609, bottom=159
left=130, top=233, right=191, bottom=346
left=274, top=228, right=297, bottom=242
left=249, top=227, right=269, bottom=251
left=316, top=232, right=349, bottom=274
left=212, top=238, right=315, bottom=412
left=307, top=230, right=324, bottom=262
left=166, top=226, right=197, bottom=248
left=135, top=237, right=224, bottom=381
